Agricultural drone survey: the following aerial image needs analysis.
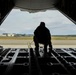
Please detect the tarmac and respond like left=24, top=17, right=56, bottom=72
left=0, top=40, right=76, bottom=48
left=0, top=45, right=76, bottom=48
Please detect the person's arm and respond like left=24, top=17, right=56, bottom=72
left=48, top=29, right=51, bottom=40
left=34, top=26, right=40, bottom=37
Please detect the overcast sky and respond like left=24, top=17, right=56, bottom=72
left=0, top=9, right=76, bottom=35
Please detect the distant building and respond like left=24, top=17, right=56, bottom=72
left=2, top=33, right=8, bottom=36
left=7, top=33, right=15, bottom=37
left=2, top=33, right=15, bottom=37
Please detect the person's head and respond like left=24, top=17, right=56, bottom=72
left=40, top=22, right=45, bottom=27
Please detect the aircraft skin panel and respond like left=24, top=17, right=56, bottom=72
left=55, top=0, right=76, bottom=24
left=15, top=0, right=57, bottom=10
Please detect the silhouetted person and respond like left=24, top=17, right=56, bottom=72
left=33, top=22, right=52, bottom=56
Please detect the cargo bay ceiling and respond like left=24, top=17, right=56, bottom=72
left=0, top=0, right=76, bottom=25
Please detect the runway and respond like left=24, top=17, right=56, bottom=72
left=0, top=39, right=76, bottom=48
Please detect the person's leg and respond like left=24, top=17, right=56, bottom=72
left=48, top=41, right=53, bottom=55
left=44, top=43, right=47, bottom=55
left=49, top=41, right=52, bottom=50
left=34, top=36, right=40, bottom=56
left=35, top=42, right=39, bottom=53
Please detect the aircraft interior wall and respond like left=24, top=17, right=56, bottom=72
left=55, top=0, right=76, bottom=24
left=0, top=0, right=14, bottom=25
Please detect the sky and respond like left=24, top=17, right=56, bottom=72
left=0, top=9, right=76, bottom=35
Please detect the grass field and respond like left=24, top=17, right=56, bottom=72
left=0, top=36, right=76, bottom=40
